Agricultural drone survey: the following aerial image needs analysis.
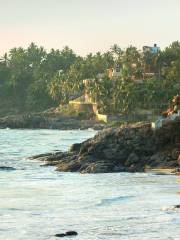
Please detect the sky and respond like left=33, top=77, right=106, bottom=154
left=0, top=0, right=180, bottom=56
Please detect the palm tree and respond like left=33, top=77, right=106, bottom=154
left=0, top=53, right=9, bottom=66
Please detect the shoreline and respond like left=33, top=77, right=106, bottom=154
left=145, top=168, right=178, bottom=175
left=28, top=118, right=180, bottom=175
left=29, top=153, right=180, bottom=176
left=0, top=113, right=105, bottom=131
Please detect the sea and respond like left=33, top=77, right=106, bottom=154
left=0, top=129, right=180, bottom=240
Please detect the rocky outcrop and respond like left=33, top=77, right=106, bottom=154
left=0, top=114, right=104, bottom=130
left=0, top=114, right=46, bottom=129
left=29, top=118, right=180, bottom=174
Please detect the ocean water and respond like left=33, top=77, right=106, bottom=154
left=0, top=129, right=180, bottom=240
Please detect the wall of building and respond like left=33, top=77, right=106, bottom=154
left=96, top=113, right=121, bottom=123
left=69, top=101, right=94, bottom=113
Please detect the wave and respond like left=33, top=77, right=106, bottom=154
left=96, top=195, right=135, bottom=206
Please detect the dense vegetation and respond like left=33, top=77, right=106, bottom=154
left=0, top=41, right=180, bottom=115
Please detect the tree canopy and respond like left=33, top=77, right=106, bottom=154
left=0, top=41, right=179, bottom=115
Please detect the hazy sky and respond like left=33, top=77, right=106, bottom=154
left=1, top=0, right=180, bottom=55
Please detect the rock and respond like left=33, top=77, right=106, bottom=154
left=28, top=152, right=58, bottom=160
left=69, top=143, right=81, bottom=153
left=163, top=205, right=180, bottom=211
left=55, top=233, right=66, bottom=238
left=128, top=164, right=144, bottom=172
left=149, top=152, right=168, bottom=165
left=29, top=119, right=180, bottom=174
left=174, top=205, right=180, bottom=208
left=0, top=112, right=105, bottom=130
left=174, top=168, right=180, bottom=173
left=81, top=162, right=112, bottom=174
left=56, top=160, right=81, bottom=172
left=125, top=153, right=139, bottom=167
left=178, top=155, right=180, bottom=164
left=65, top=231, right=78, bottom=236
left=113, top=164, right=126, bottom=172
left=172, top=148, right=180, bottom=159
left=0, top=166, right=16, bottom=171
left=55, top=231, right=78, bottom=238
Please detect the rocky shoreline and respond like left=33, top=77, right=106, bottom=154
left=29, top=118, right=180, bottom=174
left=0, top=113, right=105, bottom=130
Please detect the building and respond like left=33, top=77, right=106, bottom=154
left=108, top=64, right=121, bottom=79
left=143, top=44, right=160, bottom=54
left=69, top=44, right=161, bottom=118
left=142, top=44, right=161, bottom=76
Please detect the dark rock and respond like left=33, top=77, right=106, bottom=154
left=56, top=160, right=81, bottom=172
left=65, top=231, right=78, bottom=236
left=172, top=148, right=180, bottom=159
left=0, top=166, right=16, bottom=171
left=80, top=162, right=111, bottom=174
left=125, top=153, right=139, bottom=167
left=0, top=112, right=105, bottom=130
left=55, top=233, right=66, bottom=237
left=69, top=143, right=81, bottom=153
left=55, top=231, right=78, bottom=238
left=174, top=205, right=180, bottom=208
left=29, top=119, right=180, bottom=174
left=128, top=164, right=144, bottom=173
left=113, top=164, right=126, bottom=172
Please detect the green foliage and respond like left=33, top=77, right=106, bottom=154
left=0, top=41, right=180, bottom=116
left=0, top=43, right=79, bottom=112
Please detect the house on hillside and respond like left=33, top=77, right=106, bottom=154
left=69, top=44, right=161, bottom=120
left=108, top=63, right=121, bottom=79
left=143, top=44, right=160, bottom=54
left=143, top=44, right=160, bottom=77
